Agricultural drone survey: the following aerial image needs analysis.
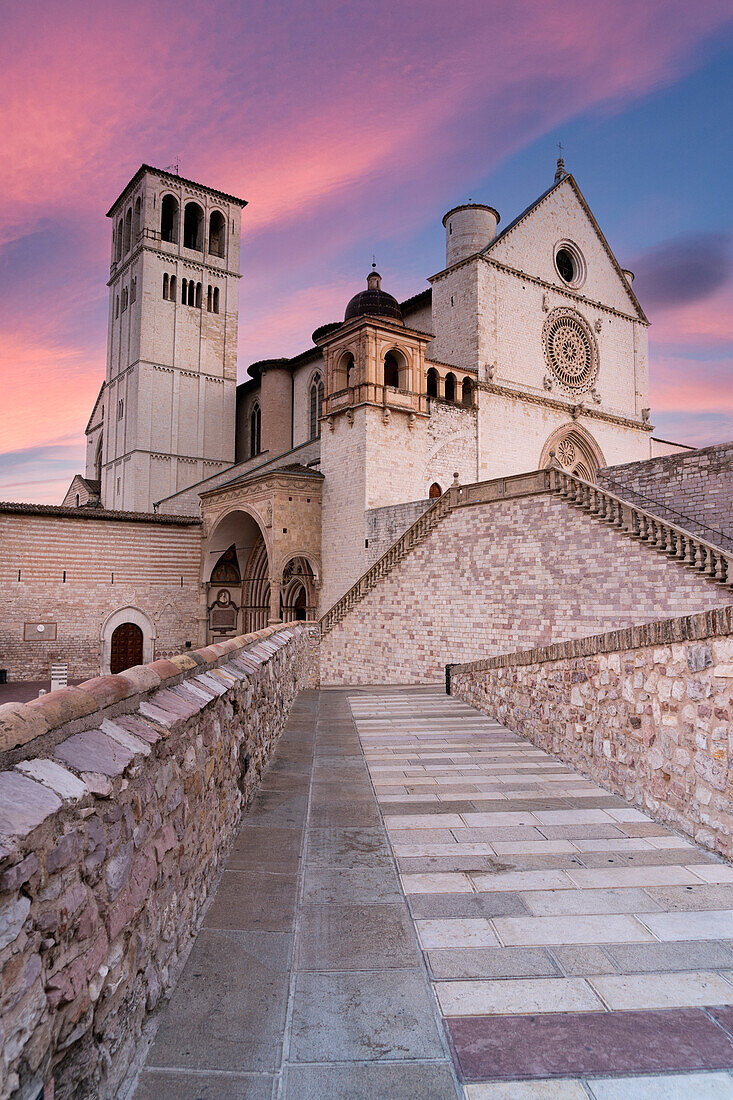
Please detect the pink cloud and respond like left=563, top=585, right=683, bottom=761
left=651, top=284, right=733, bottom=347
left=1, top=0, right=731, bottom=500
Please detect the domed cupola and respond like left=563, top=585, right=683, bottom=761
left=344, top=266, right=403, bottom=324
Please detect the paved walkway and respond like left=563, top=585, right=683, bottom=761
left=133, top=688, right=733, bottom=1099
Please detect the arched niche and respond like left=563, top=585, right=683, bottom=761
left=100, top=605, right=156, bottom=675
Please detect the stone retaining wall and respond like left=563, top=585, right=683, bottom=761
left=0, top=623, right=317, bottom=1100
left=599, top=441, right=733, bottom=547
left=448, top=606, right=733, bottom=860
left=320, top=491, right=726, bottom=684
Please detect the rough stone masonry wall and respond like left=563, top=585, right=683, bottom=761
left=0, top=623, right=317, bottom=1100
left=599, top=441, right=733, bottom=546
left=449, top=606, right=733, bottom=861
left=320, top=491, right=727, bottom=685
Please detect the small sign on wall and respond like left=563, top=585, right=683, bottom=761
left=23, top=623, right=57, bottom=641
left=51, top=664, right=68, bottom=691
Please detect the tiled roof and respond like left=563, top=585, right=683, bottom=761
left=0, top=501, right=200, bottom=525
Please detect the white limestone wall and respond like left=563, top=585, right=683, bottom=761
left=490, top=179, right=638, bottom=316
left=320, top=409, right=369, bottom=608
left=477, top=390, right=651, bottom=481
left=476, top=263, right=648, bottom=421
left=426, top=402, right=478, bottom=489
left=427, top=260, right=479, bottom=368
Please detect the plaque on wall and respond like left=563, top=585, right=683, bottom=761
left=24, top=622, right=57, bottom=641
left=210, top=606, right=237, bottom=631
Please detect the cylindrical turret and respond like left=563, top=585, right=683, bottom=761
left=622, top=269, right=635, bottom=285
left=442, top=203, right=500, bottom=266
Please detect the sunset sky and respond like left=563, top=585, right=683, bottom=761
left=1, top=0, right=731, bottom=503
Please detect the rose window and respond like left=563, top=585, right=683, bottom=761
left=542, top=309, right=598, bottom=392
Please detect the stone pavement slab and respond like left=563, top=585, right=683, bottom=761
left=350, top=688, right=733, bottom=1094
left=131, top=686, right=733, bottom=1098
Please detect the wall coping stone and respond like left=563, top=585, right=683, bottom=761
left=447, top=604, right=733, bottom=682
left=0, top=624, right=296, bottom=764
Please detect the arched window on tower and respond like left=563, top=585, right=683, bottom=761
left=207, top=285, right=213, bottom=312
left=183, top=202, right=204, bottom=250
left=384, top=352, right=400, bottom=389
left=213, top=286, right=220, bottom=313
left=309, top=373, right=324, bottom=439
left=250, top=402, right=261, bottom=457
left=133, top=196, right=141, bottom=242
left=123, top=208, right=132, bottom=254
left=444, top=373, right=456, bottom=402
left=188, top=281, right=196, bottom=306
left=181, top=278, right=188, bottom=304
left=209, top=210, right=225, bottom=258
left=116, top=219, right=123, bottom=262
left=426, top=367, right=439, bottom=398
left=169, top=275, right=177, bottom=301
left=462, top=377, right=474, bottom=406
left=195, top=282, right=202, bottom=308
left=161, top=195, right=179, bottom=243
left=429, top=482, right=442, bottom=499
left=163, top=273, right=169, bottom=300
left=130, top=277, right=136, bottom=304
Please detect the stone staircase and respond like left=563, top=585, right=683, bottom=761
left=319, top=467, right=733, bottom=635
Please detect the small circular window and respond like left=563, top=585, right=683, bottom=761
left=554, top=241, right=585, bottom=288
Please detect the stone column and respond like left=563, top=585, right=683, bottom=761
left=268, top=575, right=282, bottom=625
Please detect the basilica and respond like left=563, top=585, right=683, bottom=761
left=55, top=161, right=688, bottom=655
left=5, top=159, right=719, bottom=683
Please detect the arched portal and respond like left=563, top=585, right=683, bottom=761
left=281, top=556, right=317, bottom=622
left=110, top=623, right=143, bottom=674
left=540, top=424, right=606, bottom=482
left=203, top=508, right=272, bottom=638
left=101, top=605, right=156, bottom=674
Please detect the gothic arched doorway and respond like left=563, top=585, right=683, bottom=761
left=541, top=425, right=605, bottom=482
left=281, top=556, right=317, bottom=622
left=110, top=622, right=144, bottom=674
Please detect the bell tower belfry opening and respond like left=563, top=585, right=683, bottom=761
left=102, top=165, right=247, bottom=513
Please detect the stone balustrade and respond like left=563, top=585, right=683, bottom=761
left=0, top=623, right=318, bottom=1100
left=321, top=462, right=733, bottom=639
left=549, top=468, right=733, bottom=589
left=448, top=605, right=733, bottom=860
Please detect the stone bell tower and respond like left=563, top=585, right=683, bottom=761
left=102, top=165, right=247, bottom=513
left=317, top=268, right=432, bottom=607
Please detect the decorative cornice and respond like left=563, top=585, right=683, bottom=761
left=478, top=381, right=653, bottom=432
left=108, top=243, right=240, bottom=286
left=479, top=255, right=649, bottom=326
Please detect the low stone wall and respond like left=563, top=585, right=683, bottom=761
left=448, top=606, right=733, bottom=860
left=0, top=623, right=317, bottom=1100
left=599, top=441, right=733, bottom=548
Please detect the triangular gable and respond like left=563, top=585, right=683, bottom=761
left=85, top=382, right=106, bottom=434
left=484, top=175, right=647, bottom=323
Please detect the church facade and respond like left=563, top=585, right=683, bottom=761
left=2, top=161, right=699, bottom=680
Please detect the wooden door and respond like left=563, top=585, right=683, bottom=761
left=110, top=622, right=144, bottom=674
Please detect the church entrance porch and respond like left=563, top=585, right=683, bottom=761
left=200, top=466, right=322, bottom=644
